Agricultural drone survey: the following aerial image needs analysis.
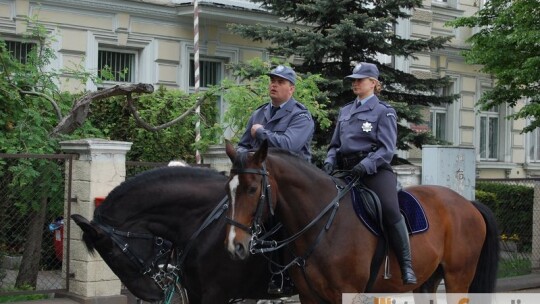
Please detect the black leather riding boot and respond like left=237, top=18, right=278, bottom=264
left=388, top=217, right=417, bottom=285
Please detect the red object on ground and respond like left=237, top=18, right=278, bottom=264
left=54, top=226, right=63, bottom=261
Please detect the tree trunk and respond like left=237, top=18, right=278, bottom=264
left=15, top=195, right=48, bottom=289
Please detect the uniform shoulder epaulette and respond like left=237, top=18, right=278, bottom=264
left=295, top=102, right=308, bottom=110
left=378, top=100, right=392, bottom=108
left=256, top=103, right=268, bottom=110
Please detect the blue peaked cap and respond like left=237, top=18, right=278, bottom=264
left=267, top=65, right=296, bottom=85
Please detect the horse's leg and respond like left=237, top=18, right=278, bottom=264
left=417, top=265, right=444, bottom=293
left=412, top=266, right=444, bottom=304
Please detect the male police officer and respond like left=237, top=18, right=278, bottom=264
left=237, top=65, right=314, bottom=162
left=237, top=65, right=314, bottom=294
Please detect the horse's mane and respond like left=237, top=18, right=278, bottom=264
left=267, top=147, right=321, bottom=173
left=95, top=166, right=226, bottom=220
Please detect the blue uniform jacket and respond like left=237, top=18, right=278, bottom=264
left=325, top=95, right=397, bottom=174
left=237, top=98, right=314, bottom=161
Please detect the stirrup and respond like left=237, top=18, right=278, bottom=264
left=267, top=274, right=284, bottom=295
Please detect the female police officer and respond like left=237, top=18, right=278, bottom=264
left=323, top=62, right=417, bottom=285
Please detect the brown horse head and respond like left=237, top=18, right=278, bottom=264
left=224, top=140, right=276, bottom=260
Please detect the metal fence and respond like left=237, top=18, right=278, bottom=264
left=477, top=178, right=540, bottom=278
left=0, top=153, right=73, bottom=298
left=2, top=154, right=538, bottom=301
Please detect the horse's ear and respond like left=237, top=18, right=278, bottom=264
left=225, top=139, right=236, bottom=162
left=253, top=140, right=268, bottom=164
left=71, top=214, right=102, bottom=240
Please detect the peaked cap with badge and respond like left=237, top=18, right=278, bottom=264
left=345, top=62, right=379, bottom=80
left=267, top=65, right=296, bottom=85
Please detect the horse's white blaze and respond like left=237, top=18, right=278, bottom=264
left=227, top=175, right=239, bottom=253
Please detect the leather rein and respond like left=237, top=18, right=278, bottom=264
left=226, top=161, right=358, bottom=267
left=92, top=195, right=229, bottom=301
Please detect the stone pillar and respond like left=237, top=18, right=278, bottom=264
left=394, top=164, right=421, bottom=188
left=202, top=144, right=231, bottom=174
left=60, top=139, right=132, bottom=303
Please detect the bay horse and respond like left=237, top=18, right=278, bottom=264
left=224, top=140, right=499, bottom=303
left=71, top=166, right=293, bottom=303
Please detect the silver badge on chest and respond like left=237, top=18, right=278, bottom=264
left=362, top=122, right=372, bottom=132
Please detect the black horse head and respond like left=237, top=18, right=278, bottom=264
left=71, top=166, right=283, bottom=303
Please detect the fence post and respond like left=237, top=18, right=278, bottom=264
left=202, top=144, right=231, bottom=173
left=533, top=182, right=540, bottom=271
left=60, top=139, right=132, bottom=303
left=394, top=164, right=421, bottom=187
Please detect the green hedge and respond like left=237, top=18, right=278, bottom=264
left=476, top=181, right=533, bottom=251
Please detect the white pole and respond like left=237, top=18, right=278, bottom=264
left=193, top=0, right=201, bottom=164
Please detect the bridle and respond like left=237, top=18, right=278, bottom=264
left=227, top=160, right=358, bottom=257
left=92, top=220, right=179, bottom=292
left=227, top=158, right=359, bottom=303
left=226, top=162, right=275, bottom=242
left=92, top=195, right=229, bottom=301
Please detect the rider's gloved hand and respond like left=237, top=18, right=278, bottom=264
left=323, top=162, right=334, bottom=175
left=351, top=163, right=367, bottom=178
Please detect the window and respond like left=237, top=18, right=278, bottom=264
left=432, top=0, right=457, bottom=8
left=429, top=109, right=447, bottom=141
left=429, top=82, right=454, bottom=141
left=3, top=40, right=36, bottom=64
left=528, top=129, right=540, bottom=162
left=479, top=106, right=499, bottom=160
left=98, top=49, right=136, bottom=82
left=189, top=59, right=222, bottom=88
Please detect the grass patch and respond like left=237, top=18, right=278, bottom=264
left=0, top=293, right=48, bottom=303
left=498, top=257, right=532, bottom=278
left=0, top=285, right=49, bottom=303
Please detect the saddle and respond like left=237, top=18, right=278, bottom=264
left=351, top=183, right=429, bottom=236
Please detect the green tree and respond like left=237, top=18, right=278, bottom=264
left=449, top=0, right=540, bottom=133
left=221, top=58, right=331, bottom=137
left=0, top=20, right=98, bottom=289
left=88, top=86, right=219, bottom=164
left=229, top=0, right=456, bottom=151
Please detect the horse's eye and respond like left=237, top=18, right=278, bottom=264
left=248, top=186, right=258, bottom=195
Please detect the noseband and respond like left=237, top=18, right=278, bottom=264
left=92, top=195, right=230, bottom=301
left=92, top=220, right=179, bottom=291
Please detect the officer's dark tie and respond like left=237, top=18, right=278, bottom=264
left=271, top=106, right=280, bottom=117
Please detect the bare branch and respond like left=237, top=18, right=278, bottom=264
left=126, top=92, right=209, bottom=131
left=17, top=88, right=63, bottom=121
left=51, top=83, right=154, bottom=136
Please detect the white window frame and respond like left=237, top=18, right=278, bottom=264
left=188, top=57, right=224, bottom=89
left=181, top=41, right=240, bottom=139
left=478, top=106, right=500, bottom=161
left=429, top=108, right=448, bottom=141
left=527, top=127, right=540, bottom=163
left=429, top=80, right=458, bottom=143
left=97, top=47, right=138, bottom=84
left=432, top=0, right=458, bottom=8
left=2, top=39, right=37, bottom=64
left=86, top=31, right=153, bottom=91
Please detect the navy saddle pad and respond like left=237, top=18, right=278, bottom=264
left=351, top=187, right=428, bottom=236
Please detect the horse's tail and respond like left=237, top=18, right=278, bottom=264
left=469, top=201, right=500, bottom=293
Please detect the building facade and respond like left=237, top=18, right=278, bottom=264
left=0, top=0, right=534, bottom=178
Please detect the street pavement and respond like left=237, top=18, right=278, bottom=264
left=11, top=272, right=540, bottom=304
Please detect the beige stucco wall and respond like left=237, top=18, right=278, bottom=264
left=0, top=0, right=533, bottom=179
